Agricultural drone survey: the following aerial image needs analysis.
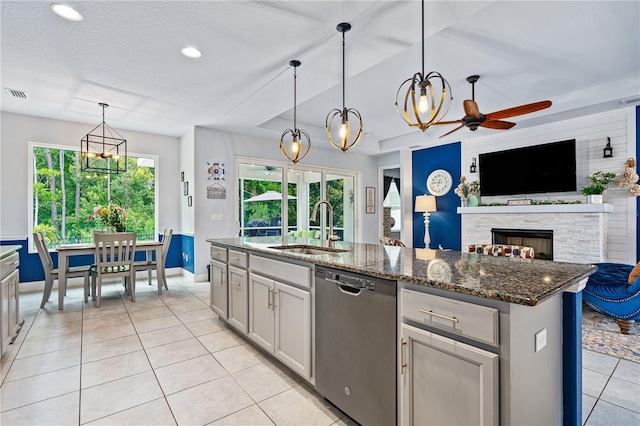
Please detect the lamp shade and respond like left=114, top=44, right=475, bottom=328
left=415, top=195, right=436, bottom=213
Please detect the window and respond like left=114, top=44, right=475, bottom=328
left=29, top=143, right=157, bottom=249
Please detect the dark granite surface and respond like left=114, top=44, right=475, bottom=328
left=207, top=237, right=596, bottom=306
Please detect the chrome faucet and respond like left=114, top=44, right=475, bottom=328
left=310, top=200, right=340, bottom=248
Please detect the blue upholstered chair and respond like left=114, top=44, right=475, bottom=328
left=583, top=263, right=640, bottom=334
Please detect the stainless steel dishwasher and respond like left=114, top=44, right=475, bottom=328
left=315, top=266, right=397, bottom=426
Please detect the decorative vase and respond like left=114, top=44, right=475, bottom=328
left=586, top=194, right=603, bottom=204
left=468, top=195, right=479, bottom=207
left=461, top=197, right=469, bottom=207
left=105, top=226, right=116, bottom=233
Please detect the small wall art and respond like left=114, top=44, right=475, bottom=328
left=188, top=195, right=193, bottom=207
left=366, top=186, right=375, bottom=214
left=183, top=181, right=189, bottom=196
left=180, top=171, right=184, bottom=182
left=207, top=182, right=226, bottom=199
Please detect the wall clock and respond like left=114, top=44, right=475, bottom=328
left=426, top=169, right=453, bottom=196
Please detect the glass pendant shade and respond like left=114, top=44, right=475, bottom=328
left=325, top=22, right=363, bottom=153
left=395, top=1, right=453, bottom=132
left=280, top=60, right=311, bottom=164
left=80, top=103, right=127, bottom=174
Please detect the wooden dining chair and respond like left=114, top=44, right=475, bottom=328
left=134, top=228, right=173, bottom=292
left=89, top=232, right=137, bottom=307
left=33, top=232, right=91, bottom=309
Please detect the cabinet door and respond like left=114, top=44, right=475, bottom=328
left=248, top=273, right=275, bottom=352
left=400, top=323, right=498, bottom=426
left=228, top=266, right=249, bottom=333
left=210, top=260, right=228, bottom=318
left=1, top=270, right=13, bottom=353
left=274, top=281, right=311, bottom=380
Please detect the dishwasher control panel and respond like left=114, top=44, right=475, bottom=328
left=327, top=271, right=376, bottom=290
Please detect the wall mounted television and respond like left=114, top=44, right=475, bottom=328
left=479, top=139, right=577, bottom=196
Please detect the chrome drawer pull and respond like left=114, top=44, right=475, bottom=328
left=419, top=309, right=459, bottom=323
left=400, top=337, right=407, bottom=375
left=9, top=261, right=19, bottom=266
left=232, top=281, right=241, bottom=287
left=268, top=288, right=273, bottom=309
left=230, top=256, right=240, bottom=261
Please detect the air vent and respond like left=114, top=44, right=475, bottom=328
left=5, top=88, right=27, bottom=99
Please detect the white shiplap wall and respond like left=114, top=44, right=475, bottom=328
left=460, top=108, right=636, bottom=264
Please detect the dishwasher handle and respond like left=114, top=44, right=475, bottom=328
left=325, top=277, right=370, bottom=293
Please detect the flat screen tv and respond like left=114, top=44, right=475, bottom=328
left=479, top=139, right=577, bottom=196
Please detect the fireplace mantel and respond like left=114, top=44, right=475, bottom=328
left=459, top=203, right=612, bottom=263
left=458, top=203, right=613, bottom=215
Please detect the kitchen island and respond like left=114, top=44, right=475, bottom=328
left=208, top=236, right=594, bottom=426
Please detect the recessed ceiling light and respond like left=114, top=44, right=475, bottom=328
left=50, top=3, right=83, bottom=21
left=181, top=46, right=202, bottom=58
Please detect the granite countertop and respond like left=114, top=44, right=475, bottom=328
left=208, top=237, right=596, bottom=306
left=0, top=245, right=22, bottom=260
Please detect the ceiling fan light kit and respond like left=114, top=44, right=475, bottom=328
left=434, top=74, right=552, bottom=138
left=395, top=0, right=453, bottom=132
left=280, top=60, right=311, bottom=164
left=80, top=103, right=127, bottom=175
left=325, top=22, right=363, bottom=153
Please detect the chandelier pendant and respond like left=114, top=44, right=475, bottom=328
left=395, top=0, right=453, bottom=131
left=325, top=22, right=363, bottom=153
left=280, top=60, right=311, bottom=164
left=80, top=103, right=127, bottom=174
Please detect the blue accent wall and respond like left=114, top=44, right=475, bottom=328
left=2, top=233, right=193, bottom=282
left=412, top=142, right=462, bottom=250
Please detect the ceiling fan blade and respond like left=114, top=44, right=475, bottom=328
left=439, top=123, right=465, bottom=138
left=430, top=120, right=464, bottom=126
left=481, top=120, right=516, bottom=130
left=485, top=100, right=552, bottom=121
left=463, top=99, right=480, bottom=118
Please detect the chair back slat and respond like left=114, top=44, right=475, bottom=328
left=33, top=232, right=54, bottom=271
left=161, top=228, right=173, bottom=258
left=94, top=232, right=137, bottom=273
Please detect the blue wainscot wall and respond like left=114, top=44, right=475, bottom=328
left=1, top=232, right=192, bottom=282
left=412, top=142, right=462, bottom=250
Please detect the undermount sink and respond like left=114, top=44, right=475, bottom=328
left=268, top=245, right=348, bottom=255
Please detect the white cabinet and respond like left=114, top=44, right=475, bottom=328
left=399, top=323, right=498, bottom=426
left=210, top=259, right=227, bottom=318
left=1, top=250, right=20, bottom=356
left=228, top=265, right=249, bottom=333
left=249, top=272, right=311, bottom=380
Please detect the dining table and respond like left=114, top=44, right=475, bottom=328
left=56, top=240, right=165, bottom=310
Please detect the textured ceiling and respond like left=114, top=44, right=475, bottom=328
left=1, top=1, right=638, bottom=155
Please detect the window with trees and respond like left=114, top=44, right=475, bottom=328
left=30, top=143, right=157, bottom=248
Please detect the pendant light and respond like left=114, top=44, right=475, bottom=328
left=80, top=103, right=127, bottom=174
left=280, top=60, right=311, bottom=164
left=395, top=0, right=453, bottom=131
left=325, top=22, right=363, bottom=153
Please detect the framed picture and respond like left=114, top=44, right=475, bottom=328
left=365, top=186, right=375, bottom=214
left=183, top=181, right=189, bottom=196
left=187, top=195, right=193, bottom=207
left=180, top=171, right=184, bottom=182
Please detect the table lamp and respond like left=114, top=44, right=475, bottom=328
left=415, top=195, right=437, bottom=248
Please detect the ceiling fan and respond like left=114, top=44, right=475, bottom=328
left=434, top=75, right=552, bottom=138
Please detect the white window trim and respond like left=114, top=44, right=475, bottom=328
left=234, top=155, right=361, bottom=242
left=27, top=141, right=159, bottom=253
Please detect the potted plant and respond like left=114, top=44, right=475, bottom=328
left=582, top=171, right=617, bottom=203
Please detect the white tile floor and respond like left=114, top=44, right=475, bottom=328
left=0, top=277, right=351, bottom=426
left=1, top=276, right=638, bottom=425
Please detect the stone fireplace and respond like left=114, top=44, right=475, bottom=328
left=459, top=204, right=612, bottom=263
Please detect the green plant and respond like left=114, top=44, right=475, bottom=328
left=469, top=180, right=480, bottom=195
left=581, top=171, right=617, bottom=196
left=34, top=224, right=57, bottom=244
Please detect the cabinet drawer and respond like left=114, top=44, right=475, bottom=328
left=228, top=250, right=248, bottom=269
left=0, top=253, right=19, bottom=281
left=210, top=245, right=227, bottom=262
left=250, top=255, right=311, bottom=289
left=401, top=289, right=499, bottom=346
